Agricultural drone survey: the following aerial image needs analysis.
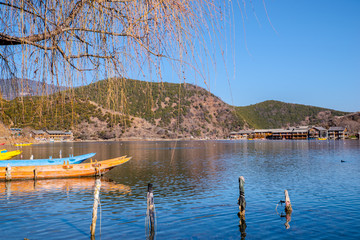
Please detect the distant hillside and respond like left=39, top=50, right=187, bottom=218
left=325, top=112, right=360, bottom=133
left=74, top=78, right=243, bottom=139
left=235, top=100, right=348, bottom=129
left=0, top=94, right=131, bottom=140
left=0, top=78, right=355, bottom=140
left=0, top=78, right=66, bottom=100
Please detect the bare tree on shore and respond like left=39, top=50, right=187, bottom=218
left=0, top=0, right=226, bottom=86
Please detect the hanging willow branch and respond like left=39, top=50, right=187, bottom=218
left=0, top=0, right=222, bottom=81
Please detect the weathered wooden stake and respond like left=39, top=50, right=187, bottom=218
left=238, top=176, right=246, bottom=219
left=284, top=190, right=292, bottom=213
left=33, top=167, right=38, bottom=180
left=146, top=183, right=155, bottom=240
left=90, top=178, right=101, bottom=237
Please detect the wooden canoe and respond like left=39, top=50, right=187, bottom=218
left=0, top=153, right=95, bottom=166
left=14, top=143, right=33, bottom=147
left=0, top=156, right=131, bottom=180
left=0, top=150, right=22, bottom=160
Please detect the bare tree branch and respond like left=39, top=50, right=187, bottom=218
left=0, top=0, right=88, bottom=45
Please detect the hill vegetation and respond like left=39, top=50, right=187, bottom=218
left=0, top=78, right=354, bottom=140
left=75, top=78, right=243, bottom=139
left=0, top=94, right=131, bottom=140
left=235, top=100, right=347, bottom=129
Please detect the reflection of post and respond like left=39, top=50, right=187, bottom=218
left=90, top=178, right=101, bottom=237
left=284, top=190, right=292, bottom=229
left=284, top=211, right=292, bottom=229
left=146, top=183, right=155, bottom=240
left=5, top=181, right=11, bottom=198
left=5, top=164, right=11, bottom=181
left=239, top=218, right=247, bottom=240
left=238, top=176, right=246, bottom=219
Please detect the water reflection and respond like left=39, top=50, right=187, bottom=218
left=275, top=200, right=292, bottom=230
left=0, top=178, right=131, bottom=197
left=238, top=218, right=247, bottom=240
left=284, top=212, right=292, bottom=229
left=1, top=140, right=359, bottom=239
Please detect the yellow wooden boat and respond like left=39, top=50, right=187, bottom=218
left=0, top=156, right=131, bottom=180
left=14, top=143, right=33, bottom=147
left=318, top=138, right=327, bottom=140
left=0, top=150, right=22, bottom=160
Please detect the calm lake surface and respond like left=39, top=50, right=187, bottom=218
left=1, top=140, right=360, bottom=239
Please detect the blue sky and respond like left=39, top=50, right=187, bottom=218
left=141, top=0, right=360, bottom=112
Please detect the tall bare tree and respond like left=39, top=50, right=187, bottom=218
left=0, top=0, right=224, bottom=85
left=0, top=0, right=233, bottom=130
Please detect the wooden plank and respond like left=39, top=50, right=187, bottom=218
left=0, top=156, right=131, bottom=180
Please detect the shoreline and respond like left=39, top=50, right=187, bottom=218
left=17, top=137, right=360, bottom=146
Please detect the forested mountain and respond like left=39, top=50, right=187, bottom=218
left=0, top=78, right=353, bottom=140
left=235, top=100, right=347, bottom=129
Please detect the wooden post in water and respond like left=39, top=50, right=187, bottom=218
left=90, top=178, right=101, bottom=237
left=146, top=183, right=155, bottom=240
left=238, top=176, right=246, bottom=219
left=284, top=190, right=292, bottom=229
left=33, top=167, right=38, bottom=180
left=284, top=190, right=292, bottom=213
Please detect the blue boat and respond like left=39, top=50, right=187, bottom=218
left=0, top=153, right=96, bottom=167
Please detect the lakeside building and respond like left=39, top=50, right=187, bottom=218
left=30, top=130, right=73, bottom=141
left=270, top=129, right=294, bottom=140
left=308, top=127, right=328, bottom=139
left=230, top=130, right=253, bottom=139
left=328, top=127, right=348, bottom=140
left=230, top=126, right=348, bottom=140
left=254, top=129, right=273, bottom=139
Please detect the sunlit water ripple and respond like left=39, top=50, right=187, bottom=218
left=1, top=140, right=360, bottom=239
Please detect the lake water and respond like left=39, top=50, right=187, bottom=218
left=1, top=140, right=360, bottom=239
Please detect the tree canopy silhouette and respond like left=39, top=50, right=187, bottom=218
left=0, top=0, right=222, bottom=85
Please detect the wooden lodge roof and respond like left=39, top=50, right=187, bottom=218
left=31, top=130, right=72, bottom=135
left=254, top=129, right=273, bottom=133
left=31, top=130, right=46, bottom=135
left=313, top=127, right=327, bottom=131
left=328, top=127, right=346, bottom=131
left=230, top=130, right=253, bottom=134
left=47, top=130, right=72, bottom=135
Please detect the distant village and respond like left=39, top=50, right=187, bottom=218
left=8, top=125, right=359, bottom=142
left=229, top=126, right=356, bottom=140
left=10, top=128, right=73, bottom=142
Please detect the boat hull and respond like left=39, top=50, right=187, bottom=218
left=0, top=150, right=22, bottom=160
left=0, top=153, right=95, bottom=167
left=14, top=143, right=33, bottom=147
left=0, top=156, right=131, bottom=180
